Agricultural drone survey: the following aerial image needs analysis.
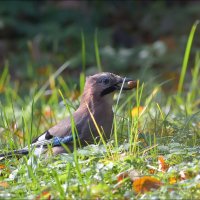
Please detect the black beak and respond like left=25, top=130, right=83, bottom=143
left=114, top=77, right=137, bottom=90
left=100, top=77, right=137, bottom=97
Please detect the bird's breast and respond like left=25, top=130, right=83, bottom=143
left=92, top=107, right=113, bottom=138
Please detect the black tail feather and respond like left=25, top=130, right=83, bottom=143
left=0, top=149, right=29, bottom=160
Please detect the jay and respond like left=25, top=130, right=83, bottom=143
left=0, top=72, right=137, bottom=158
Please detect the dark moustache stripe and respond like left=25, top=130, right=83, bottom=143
left=100, top=86, right=116, bottom=96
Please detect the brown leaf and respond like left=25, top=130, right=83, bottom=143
left=133, top=176, right=162, bottom=194
left=35, top=190, right=51, bottom=200
left=158, top=156, right=169, bottom=172
left=0, top=181, right=9, bottom=188
left=0, top=164, right=10, bottom=174
left=149, top=168, right=156, bottom=174
left=0, top=164, right=6, bottom=169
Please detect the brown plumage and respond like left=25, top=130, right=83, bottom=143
left=0, top=72, right=137, bottom=158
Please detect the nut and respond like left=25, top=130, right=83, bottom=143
left=127, top=81, right=137, bottom=89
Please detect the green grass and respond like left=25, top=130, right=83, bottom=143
left=0, top=25, right=200, bottom=199
left=178, top=20, right=199, bottom=96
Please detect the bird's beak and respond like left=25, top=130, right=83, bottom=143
left=100, top=76, right=138, bottom=97
left=114, top=77, right=137, bottom=90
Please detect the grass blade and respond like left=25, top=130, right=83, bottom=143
left=81, top=30, right=86, bottom=73
left=178, top=20, right=199, bottom=95
left=94, top=29, right=102, bottom=72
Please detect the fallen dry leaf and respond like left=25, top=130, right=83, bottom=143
left=149, top=168, right=156, bottom=174
left=133, top=176, right=162, bottom=194
left=131, top=106, right=144, bottom=117
left=0, top=164, right=10, bottom=174
left=44, top=106, right=54, bottom=118
left=0, top=181, right=9, bottom=188
left=0, top=164, right=6, bottom=169
left=158, top=156, right=169, bottom=172
left=35, top=190, right=51, bottom=200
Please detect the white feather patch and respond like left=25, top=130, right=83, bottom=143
left=37, top=134, right=46, bottom=141
left=33, top=146, right=44, bottom=157
left=27, top=145, right=45, bottom=168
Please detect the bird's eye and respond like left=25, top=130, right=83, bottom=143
left=102, top=78, right=110, bottom=85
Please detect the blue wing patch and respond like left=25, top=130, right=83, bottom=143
left=52, top=135, right=74, bottom=146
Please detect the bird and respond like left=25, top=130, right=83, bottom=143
left=0, top=72, right=137, bottom=159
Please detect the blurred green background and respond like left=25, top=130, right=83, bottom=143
left=0, top=0, right=200, bottom=96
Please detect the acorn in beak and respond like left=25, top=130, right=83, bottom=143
left=114, top=77, right=137, bottom=90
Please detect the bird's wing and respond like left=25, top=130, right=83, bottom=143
left=31, top=113, right=86, bottom=148
left=0, top=118, right=76, bottom=159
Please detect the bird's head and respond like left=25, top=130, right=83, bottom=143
left=83, top=72, right=137, bottom=100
